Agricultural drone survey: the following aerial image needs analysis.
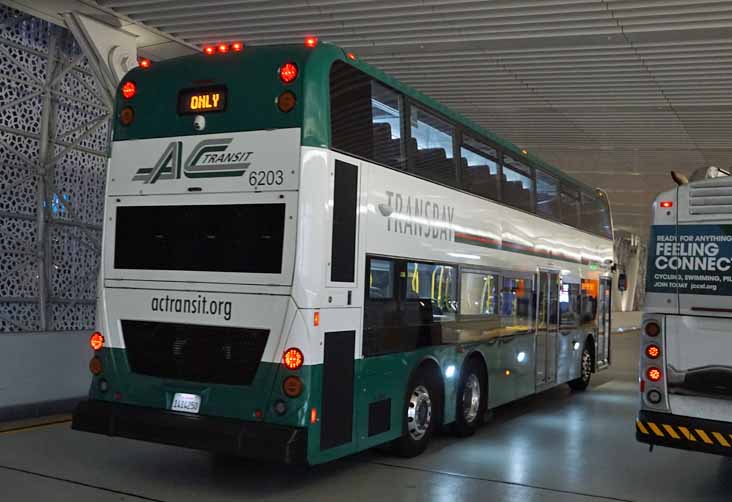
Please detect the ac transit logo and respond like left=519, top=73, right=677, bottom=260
left=133, top=138, right=254, bottom=184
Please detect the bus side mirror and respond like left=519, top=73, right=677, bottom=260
left=618, top=273, right=627, bottom=292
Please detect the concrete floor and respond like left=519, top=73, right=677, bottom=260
left=2, top=331, right=731, bottom=502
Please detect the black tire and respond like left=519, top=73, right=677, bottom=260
left=392, top=368, right=440, bottom=458
left=452, top=358, right=487, bottom=437
left=568, top=344, right=593, bottom=391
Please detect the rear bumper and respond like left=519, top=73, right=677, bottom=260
left=636, top=409, right=732, bottom=456
left=72, top=400, right=307, bottom=464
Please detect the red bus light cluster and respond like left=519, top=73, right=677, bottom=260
left=203, top=42, right=244, bottom=55
left=282, top=347, right=304, bottom=370
left=645, top=344, right=661, bottom=359
left=121, top=81, right=136, bottom=99
left=647, top=367, right=662, bottom=382
left=279, top=62, right=298, bottom=84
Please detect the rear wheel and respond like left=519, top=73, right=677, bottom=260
left=393, top=369, right=439, bottom=457
left=452, top=358, right=487, bottom=437
left=568, top=344, right=593, bottom=391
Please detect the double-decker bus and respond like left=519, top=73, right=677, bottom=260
left=637, top=167, right=732, bottom=456
left=72, top=39, right=614, bottom=465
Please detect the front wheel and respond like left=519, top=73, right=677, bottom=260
left=452, top=358, right=487, bottom=437
left=568, top=344, right=593, bottom=391
left=392, top=370, right=439, bottom=457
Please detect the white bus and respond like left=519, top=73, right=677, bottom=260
left=72, top=39, right=615, bottom=465
left=637, top=167, right=732, bottom=455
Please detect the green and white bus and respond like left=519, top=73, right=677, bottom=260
left=72, top=39, right=615, bottom=465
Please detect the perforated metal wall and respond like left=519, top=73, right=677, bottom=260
left=0, top=6, right=109, bottom=332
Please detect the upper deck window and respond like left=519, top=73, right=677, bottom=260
left=409, top=106, right=457, bottom=187
left=503, top=155, right=534, bottom=212
left=536, top=170, right=560, bottom=220
left=560, top=186, right=580, bottom=228
left=581, top=192, right=612, bottom=239
left=461, top=135, right=499, bottom=200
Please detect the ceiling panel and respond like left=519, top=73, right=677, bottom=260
left=98, top=0, right=732, bottom=237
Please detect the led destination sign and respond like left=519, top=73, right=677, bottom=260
left=178, top=86, right=227, bottom=114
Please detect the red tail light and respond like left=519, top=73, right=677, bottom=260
left=278, top=62, right=298, bottom=84
left=282, top=348, right=304, bottom=370
left=310, top=407, right=318, bottom=424
left=647, top=367, right=662, bottom=382
left=90, top=331, right=104, bottom=351
left=646, top=344, right=661, bottom=359
left=660, top=201, right=673, bottom=208
left=304, top=36, right=318, bottom=48
left=121, top=81, right=136, bottom=99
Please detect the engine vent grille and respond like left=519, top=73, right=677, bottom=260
left=121, top=320, right=269, bottom=385
left=689, top=177, right=732, bottom=215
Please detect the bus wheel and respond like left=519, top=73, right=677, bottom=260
left=452, top=358, right=487, bottom=437
left=568, top=344, right=592, bottom=391
left=393, top=370, right=439, bottom=457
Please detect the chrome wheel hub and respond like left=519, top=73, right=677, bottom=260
left=407, top=385, right=432, bottom=441
left=581, top=349, right=592, bottom=382
left=462, top=373, right=481, bottom=423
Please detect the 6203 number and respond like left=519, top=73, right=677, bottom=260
left=248, top=170, right=284, bottom=187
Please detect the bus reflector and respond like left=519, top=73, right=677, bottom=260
left=310, top=407, right=318, bottom=423
left=90, top=332, right=104, bottom=351
left=644, top=321, right=660, bottom=337
left=277, top=91, right=296, bottom=112
left=283, top=376, right=303, bottom=397
left=646, top=344, right=661, bottom=359
left=217, top=43, right=229, bottom=54
left=203, top=46, right=215, bottom=55
left=304, top=36, right=318, bottom=48
left=119, top=107, right=134, bottom=126
left=138, top=58, right=151, bottom=69
left=314, top=311, right=320, bottom=327
left=278, top=62, right=298, bottom=83
left=231, top=42, right=244, bottom=52
left=647, top=367, right=662, bottom=382
left=282, top=348, right=304, bottom=370
left=660, top=201, right=673, bottom=208
left=121, top=81, right=136, bottom=99
left=89, top=356, right=103, bottom=375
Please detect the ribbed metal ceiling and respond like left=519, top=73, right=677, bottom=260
left=99, top=0, right=732, bottom=236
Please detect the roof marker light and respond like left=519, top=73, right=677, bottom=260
left=231, top=42, right=244, bottom=52
left=346, top=52, right=357, bottom=61
left=138, top=58, right=151, bottom=69
left=203, top=46, right=215, bottom=55
left=217, top=43, right=229, bottom=54
left=304, top=36, right=318, bottom=48
left=660, top=201, right=673, bottom=208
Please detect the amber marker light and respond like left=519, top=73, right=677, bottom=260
left=310, top=407, right=318, bottom=424
left=644, top=322, right=660, bottom=337
left=282, top=348, right=304, bottom=370
left=283, top=376, right=303, bottom=397
left=647, top=367, right=662, bottom=382
left=90, top=331, right=104, bottom=351
left=89, top=356, right=103, bottom=375
left=277, top=91, right=296, bottom=113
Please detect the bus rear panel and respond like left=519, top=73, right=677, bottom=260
left=638, top=174, right=732, bottom=456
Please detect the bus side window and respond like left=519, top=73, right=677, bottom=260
left=500, top=276, right=534, bottom=334
left=363, top=258, right=399, bottom=356
left=581, top=279, right=599, bottom=324
left=559, top=280, right=581, bottom=328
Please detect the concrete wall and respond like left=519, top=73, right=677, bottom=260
left=0, top=331, right=91, bottom=420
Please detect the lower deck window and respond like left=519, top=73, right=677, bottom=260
left=114, top=203, right=285, bottom=273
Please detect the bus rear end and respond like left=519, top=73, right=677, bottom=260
left=638, top=172, right=732, bottom=455
left=72, top=45, right=321, bottom=464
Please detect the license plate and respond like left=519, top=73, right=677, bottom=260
left=171, top=393, right=201, bottom=414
